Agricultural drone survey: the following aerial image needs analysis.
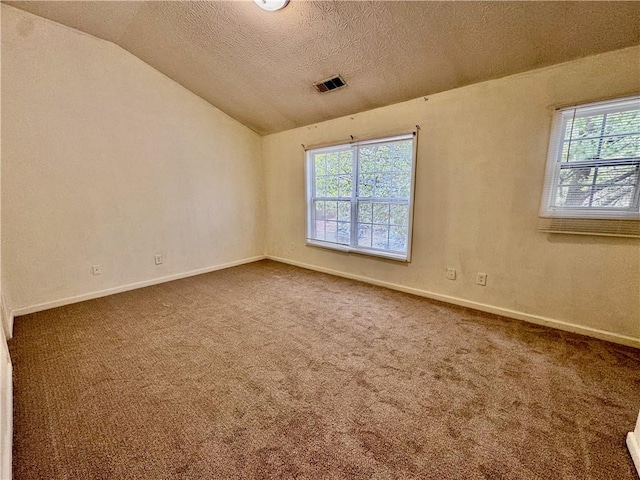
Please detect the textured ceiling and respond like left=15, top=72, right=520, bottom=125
left=4, top=1, right=640, bottom=135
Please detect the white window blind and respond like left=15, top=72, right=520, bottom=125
left=539, top=96, right=640, bottom=237
left=305, top=133, right=417, bottom=261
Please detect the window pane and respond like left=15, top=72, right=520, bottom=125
left=325, top=221, right=338, bottom=243
left=314, top=221, right=326, bottom=241
left=357, top=139, right=413, bottom=253
left=374, top=173, right=393, bottom=198
left=358, top=174, right=374, bottom=197
left=337, top=201, right=351, bottom=222
left=389, top=225, right=408, bottom=252
left=314, top=200, right=325, bottom=219
left=562, top=108, right=640, bottom=162
left=360, top=140, right=413, bottom=173
left=393, top=152, right=412, bottom=172
left=325, top=176, right=339, bottom=197
left=564, top=134, right=640, bottom=162
left=558, top=167, right=596, bottom=185
left=555, top=185, right=636, bottom=209
left=390, top=204, right=409, bottom=226
left=325, top=201, right=338, bottom=220
left=604, top=110, right=640, bottom=135
left=358, top=202, right=373, bottom=223
left=337, top=221, right=350, bottom=244
left=339, top=150, right=353, bottom=174
left=373, top=203, right=390, bottom=224
left=326, top=152, right=339, bottom=175
left=392, top=172, right=411, bottom=197
left=359, top=149, right=377, bottom=172
left=567, top=114, right=604, bottom=139
left=357, top=224, right=372, bottom=247
left=555, top=163, right=640, bottom=208
left=592, top=186, right=634, bottom=208
left=600, top=134, right=640, bottom=159
left=593, top=164, right=639, bottom=185
left=554, top=186, right=588, bottom=207
left=358, top=140, right=413, bottom=200
left=357, top=201, right=373, bottom=247
left=359, top=202, right=409, bottom=252
left=315, top=175, right=326, bottom=197
left=314, top=154, right=326, bottom=175
left=372, top=225, right=389, bottom=249
left=338, top=175, right=352, bottom=197
left=563, top=138, right=599, bottom=162
left=314, top=199, right=351, bottom=244
left=313, top=201, right=325, bottom=240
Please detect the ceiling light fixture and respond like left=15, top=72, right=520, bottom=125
left=253, top=0, right=289, bottom=11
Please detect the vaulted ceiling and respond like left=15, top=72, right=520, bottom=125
left=5, top=1, right=640, bottom=135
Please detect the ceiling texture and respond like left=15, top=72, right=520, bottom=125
left=4, top=1, right=640, bottom=135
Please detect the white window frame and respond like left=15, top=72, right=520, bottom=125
left=540, top=95, right=640, bottom=220
left=305, top=133, right=417, bottom=262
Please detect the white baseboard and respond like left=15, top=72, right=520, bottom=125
left=628, top=412, right=640, bottom=478
left=12, top=255, right=266, bottom=319
left=266, top=255, right=640, bottom=349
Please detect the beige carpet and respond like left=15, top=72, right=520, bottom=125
left=9, top=260, right=640, bottom=479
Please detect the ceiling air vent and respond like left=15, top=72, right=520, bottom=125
left=313, top=75, right=347, bottom=93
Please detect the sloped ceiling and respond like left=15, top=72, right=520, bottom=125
left=4, top=1, right=640, bottom=135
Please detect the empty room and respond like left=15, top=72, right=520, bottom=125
left=1, top=0, right=639, bottom=479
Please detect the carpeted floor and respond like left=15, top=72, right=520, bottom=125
left=9, top=259, right=640, bottom=479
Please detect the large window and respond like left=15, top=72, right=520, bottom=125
left=540, top=96, right=640, bottom=221
left=305, top=133, right=417, bottom=261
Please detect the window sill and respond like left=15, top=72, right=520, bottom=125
left=306, top=239, right=410, bottom=262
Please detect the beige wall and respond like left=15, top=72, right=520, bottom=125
left=1, top=5, right=265, bottom=312
left=263, top=46, right=640, bottom=345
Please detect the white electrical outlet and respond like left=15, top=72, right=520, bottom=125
left=92, top=265, right=102, bottom=276
left=154, top=254, right=163, bottom=265
left=476, top=273, right=487, bottom=286
left=446, top=268, right=456, bottom=280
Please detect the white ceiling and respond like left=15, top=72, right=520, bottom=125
left=4, top=1, right=640, bottom=135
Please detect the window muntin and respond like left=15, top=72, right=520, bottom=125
left=541, top=96, right=640, bottom=219
left=306, top=134, right=416, bottom=261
